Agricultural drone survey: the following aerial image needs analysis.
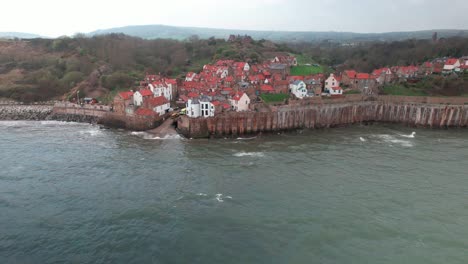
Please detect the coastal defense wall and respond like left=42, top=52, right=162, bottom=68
left=0, top=105, right=53, bottom=120
left=178, top=101, right=468, bottom=138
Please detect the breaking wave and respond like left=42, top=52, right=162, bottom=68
left=233, top=152, right=265, bottom=157
left=376, top=134, right=414, bottom=147
left=131, top=131, right=181, bottom=140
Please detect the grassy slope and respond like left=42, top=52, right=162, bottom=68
left=261, top=93, right=289, bottom=103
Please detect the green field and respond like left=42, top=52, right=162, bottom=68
left=290, top=65, right=323, bottom=76
left=382, top=85, right=428, bottom=96
left=260, top=93, right=289, bottom=103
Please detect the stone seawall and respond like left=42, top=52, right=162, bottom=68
left=0, top=105, right=53, bottom=120
left=178, top=102, right=468, bottom=138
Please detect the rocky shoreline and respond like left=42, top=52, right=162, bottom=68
left=0, top=105, right=54, bottom=121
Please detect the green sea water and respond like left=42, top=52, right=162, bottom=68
left=0, top=121, right=467, bottom=264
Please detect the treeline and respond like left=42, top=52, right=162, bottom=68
left=289, top=37, right=468, bottom=72
left=0, top=34, right=283, bottom=102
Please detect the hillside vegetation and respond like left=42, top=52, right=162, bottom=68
left=0, top=35, right=289, bottom=102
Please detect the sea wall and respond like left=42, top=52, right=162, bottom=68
left=0, top=105, right=53, bottom=120
left=178, top=100, right=468, bottom=138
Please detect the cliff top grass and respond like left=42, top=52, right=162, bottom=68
left=290, top=65, right=323, bottom=76
left=261, top=93, right=289, bottom=103
left=383, top=84, right=428, bottom=96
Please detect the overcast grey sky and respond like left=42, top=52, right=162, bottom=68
left=1, top=0, right=468, bottom=37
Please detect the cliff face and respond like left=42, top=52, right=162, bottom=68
left=178, top=102, right=468, bottom=138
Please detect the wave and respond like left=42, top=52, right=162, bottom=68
left=131, top=131, right=181, bottom=140
left=375, top=134, right=413, bottom=147
left=233, top=152, right=265, bottom=157
left=360, top=137, right=367, bottom=142
left=236, top=136, right=257, bottom=140
left=400, top=132, right=416, bottom=138
left=79, top=129, right=102, bottom=136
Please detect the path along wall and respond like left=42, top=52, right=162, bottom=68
left=178, top=97, right=468, bottom=138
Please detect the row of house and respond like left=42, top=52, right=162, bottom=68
left=113, top=77, right=178, bottom=118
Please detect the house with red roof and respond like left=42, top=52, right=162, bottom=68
left=443, top=58, right=461, bottom=73
left=145, top=96, right=170, bottom=116
left=355, top=73, right=377, bottom=94
left=185, top=72, right=197, bottom=82
left=133, top=89, right=153, bottom=106
left=329, top=86, right=343, bottom=96
left=325, top=74, right=341, bottom=92
left=372, top=68, right=393, bottom=84
left=113, top=91, right=134, bottom=114
left=341, top=70, right=357, bottom=86
left=135, top=108, right=156, bottom=118
left=260, top=85, right=275, bottom=94
left=229, top=92, right=251, bottom=112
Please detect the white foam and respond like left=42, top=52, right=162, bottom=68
left=360, top=137, right=367, bottom=142
left=79, top=129, right=102, bottom=136
left=237, top=136, right=257, bottom=140
left=400, top=132, right=416, bottom=138
left=131, top=132, right=181, bottom=140
left=375, top=134, right=413, bottom=147
left=233, top=152, right=265, bottom=157
left=197, top=193, right=208, bottom=196
left=215, top=194, right=224, bottom=202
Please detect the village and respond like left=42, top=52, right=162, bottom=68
left=108, top=52, right=468, bottom=123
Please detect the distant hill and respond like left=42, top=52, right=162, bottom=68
left=0, top=32, right=43, bottom=39
left=89, top=25, right=468, bottom=42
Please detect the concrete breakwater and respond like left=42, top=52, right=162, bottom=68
left=0, top=105, right=53, bottom=120
left=178, top=101, right=468, bottom=138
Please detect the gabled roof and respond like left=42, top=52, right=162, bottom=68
left=138, top=89, right=153, bottom=97
left=135, top=108, right=155, bottom=117
left=356, top=73, right=371, bottom=80
left=445, top=58, right=459, bottom=65
left=260, top=85, right=274, bottom=91
left=344, top=70, right=357, bottom=79
left=147, top=96, right=169, bottom=107
left=232, top=92, right=247, bottom=101
left=118, top=91, right=134, bottom=100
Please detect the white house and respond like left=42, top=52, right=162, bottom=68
left=443, top=58, right=461, bottom=72
left=186, top=97, right=215, bottom=118
left=289, top=80, right=308, bottom=99
left=147, top=96, right=170, bottom=116
left=325, top=74, right=340, bottom=92
left=199, top=97, right=215, bottom=117
left=229, top=92, right=250, bottom=112
left=186, top=99, right=201, bottom=118
left=329, top=86, right=343, bottom=96
left=149, top=82, right=173, bottom=101
left=133, top=89, right=153, bottom=106
left=185, top=72, right=197, bottom=81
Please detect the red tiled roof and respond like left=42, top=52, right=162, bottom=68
left=222, top=103, right=231, bottom=109
left=331, top=86, right=343, bottom=91
left=232, top=92, right=245, bottom=101
left=188, top=92, right=199, bottom=98
left=445, top=58, right=459, bottom=65
left=356, top=73, right=371, bottom=80
left=135, top=108, right=155, bottom=117
left=139, top=89, right=153, bottom=97
left=118, top=91, right=134, bottom=100
left=344, top=70, right=357, bottom=79
left=211, top=101, right=220, bottom=106
left=260, top=85, right=274, bottom=91
left=147, top=96, right=169, bottom=107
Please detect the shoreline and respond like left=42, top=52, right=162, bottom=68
left=2, top=97, right=468, bottom=139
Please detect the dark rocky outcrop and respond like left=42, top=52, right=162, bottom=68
left=0, top=105, right=53, bottom=120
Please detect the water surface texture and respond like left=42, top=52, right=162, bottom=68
left=1, top=121, right=467, bottom=264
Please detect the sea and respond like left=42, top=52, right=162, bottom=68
left=0, top=121, right=467, bottom=264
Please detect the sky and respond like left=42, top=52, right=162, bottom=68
left=1, top=0, right=468, bottom=37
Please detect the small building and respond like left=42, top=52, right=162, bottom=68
left=289, top=80, right=308, bottom=99
left=133, top=89, right=153, bottom=107
left=325, top=74, right=341, bottom=92
left=443, top=58, right=461, bottom=73
left=146, top=96, right=170, bottom=116
left=329, top=86, right=343, bottom=96
left=113, top=91, right=134, bottom=114
left=229, top=92, right=250, bottom=112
